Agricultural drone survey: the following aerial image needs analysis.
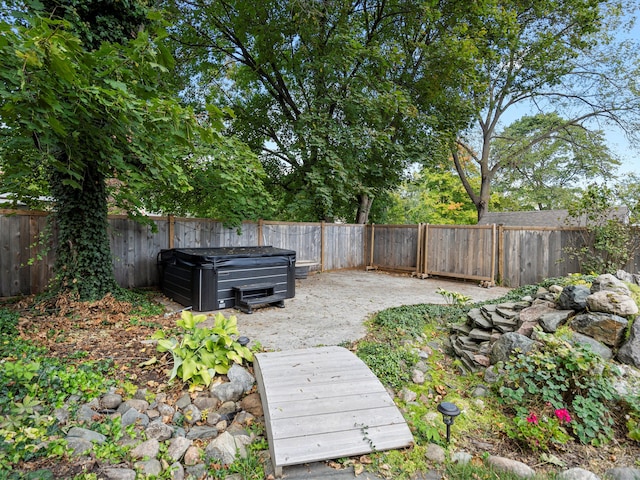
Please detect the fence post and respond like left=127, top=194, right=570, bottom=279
left=320, top=221, right=326, bottom=272
left=491, top=224, right=497, bottom=284
left=168, top=215, right=175, bottom=249
left=415, top=223, right=423, bottom=276
left=497, top=224, right=504, bottom=285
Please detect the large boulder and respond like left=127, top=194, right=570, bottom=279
left=515, top=302, right=557, bottom=337
left=590, top=273, right=631, bottom=296
left=570, top=312, right=629, bottom=348
left=490, top=333, right=536, bottom=364
left=617, top=319, right=640, bottom=368
left=558, top=285, right=591, bottom=311
left=586, top=291, right=638, bottom=317
left=569, top=332, right=613, bottom=360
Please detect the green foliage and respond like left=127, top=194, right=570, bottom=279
left=207, top=449, right=265, bottom=479
left=154, top=311, right=253, bottom=387
left=492, top=113, right=619, bottom=211
left=0, top=337, right=114, bottom=472
left=382, top=166, right=478, bottom=225
left=498, top=330, right=618, bottom=446
left=356, top=342, right=416, bottom=390
left=451, top=0, right=637, bottom=221
left=0, top=10, right=222, bottom=299
left=505, top=407, right=572, bottom=451
left=436, top=288, right=472, bottom=306
left=372, top=305, right=431, bottom=339
left=0, top=309, right=19, bottom=337
left=564, top=183, right=639, bottom=274
left=168, top=0, right=480, bottom=223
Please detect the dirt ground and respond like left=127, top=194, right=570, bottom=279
left=186, top=269, right=512, bottom=351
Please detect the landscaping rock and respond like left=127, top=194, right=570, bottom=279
left=591, top=273, right=631, bottom=296
left=124, top=398, right=149, bottom=413
left=570, top=332, right=613, bottom=360
left=130, top=438, right=160, bottom=459
left=211, top=381, right=245, bottom=403
left=100, top=468, right=136, bottom=480
left=587, top=291, right=638, bottom=317
left=101, top=393, right=123, bottom=410
left=205, top=431, right=244, bottom=465
left=570, top=312, right=629, bottom=347
left=558, top=285, right=591, bottom=311
left=121, top=407, right=149, bottom=428
left=486, top=455, right=535, bottom=478
left=490, top=333, right=536, bottom=364
left=516, top=303, right=557, bottom=337
left=193, top=396, right=219, bottom=412
left=76, top=404, right=98, bottom=424
left=424, top=443, right=445, bottom=463
left=137, top=459, right=162, bottom=476
left=227, top=364, right=255, bottom=393
left=167, top=436, right=192, bottom=462
left=145, top=420, right=174, bottom=441
left=616, top=270, right=640, bottom=286
left=617, top=319, right=640, bottom=368
left=182, top=404, right=202, bottom=424
left=451, top=451, right=472, bottom=465
left=557, top=467, right=601, bottom=480
left=185, top=425, right=219, bottom=441
left=65, top=437, right=93, bottom=457
left=539, top=310, right=574, bottom=333
left=66, top=427, right=107, bottom=444
left=175, top=393, right=192, bottom=410
left=603, top=466, right=640, bottom=480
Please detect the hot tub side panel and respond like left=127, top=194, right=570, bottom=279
left=160, top=248, right=295, bottom=311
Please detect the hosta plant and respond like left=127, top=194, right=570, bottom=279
left=153, top=310, right=253, bottom=387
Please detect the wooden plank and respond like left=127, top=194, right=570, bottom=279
left=254, top=346, right=413, bottom=477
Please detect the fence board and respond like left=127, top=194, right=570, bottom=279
left=2, top=210, right=640, bottom=297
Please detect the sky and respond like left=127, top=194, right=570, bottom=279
left=595, top=7, right=639, bottom=177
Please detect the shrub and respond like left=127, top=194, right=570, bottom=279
left=498, top=330, right=618, bottom=446
left=154, top=310, right=253, bottom=387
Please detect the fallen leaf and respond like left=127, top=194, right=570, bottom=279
left=354, top=463, right=364, bottom=475
left=359, top=455, right=372, bottom=464
left=138, top=356, right=157, bottom=367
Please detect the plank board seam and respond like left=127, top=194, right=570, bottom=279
left=255, top=346, right=413, bottom=477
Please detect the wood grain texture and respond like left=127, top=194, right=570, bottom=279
left=254, top=346, right=414, bottom=477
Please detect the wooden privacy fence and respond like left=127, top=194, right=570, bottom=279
left=0, top=211, right=365, bottom=297
left=2, top=210, right=639, bottom=297
left=365, top=223, right=640, bottom=287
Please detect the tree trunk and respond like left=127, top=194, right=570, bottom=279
left=50, top=160, right=118, bottom=300
left=355, top=193, right=373, bottom=224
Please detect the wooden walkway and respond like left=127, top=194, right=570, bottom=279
left=254, top=346, right=414, bottom=477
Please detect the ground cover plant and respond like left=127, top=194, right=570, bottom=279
left=0, top=275, right=638, bottom=479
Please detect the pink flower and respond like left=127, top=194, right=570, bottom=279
left=554, top=408, right=571, bottom=423
left=526, top=412, right=538, bottom=424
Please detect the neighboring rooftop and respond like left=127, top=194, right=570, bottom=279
left=478, top=207, right=629, bottom=227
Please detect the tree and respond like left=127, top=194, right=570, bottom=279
left=165, top=0, right=477, bottom=223
left=492, top=113, right=620, bottom=210
left=449, top=0, right=640, bottom=222
left=0, top=11, right=219, bottom=299
left=381, top=165, right=478, bottom=225
left=564, top=183, right=640, bottom=274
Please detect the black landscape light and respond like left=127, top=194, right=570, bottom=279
left=238, top=336, right=250, bottom=347
left=437, top=401, right=461, bottom=443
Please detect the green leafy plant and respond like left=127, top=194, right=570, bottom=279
left=154, top=310, right=253, bottom=387
left=436, top=288, right=471, bottom=305
left=498, top=330, right=618, bottom=445
left=356, top=342, right=416, bottom=390
left=506, top=407, right=572, bottom=451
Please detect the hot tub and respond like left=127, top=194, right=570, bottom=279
left=158, top=247, right=296, bottom=311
